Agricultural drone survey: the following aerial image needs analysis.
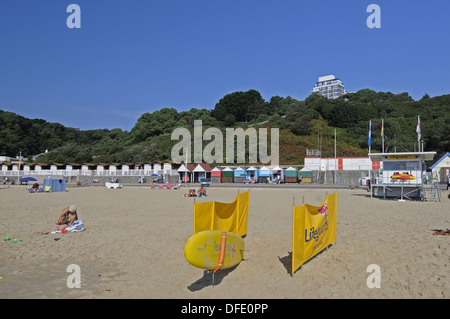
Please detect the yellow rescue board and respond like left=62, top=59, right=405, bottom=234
left=184, top=230, right=245, bottom=271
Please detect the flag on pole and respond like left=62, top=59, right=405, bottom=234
left=380, top=119, right=384, bottom=137
left=368, top=120, right=372, bottom=150
left=416, top=116, right=421, bottom=152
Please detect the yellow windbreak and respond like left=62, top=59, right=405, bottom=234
left=292, top=192, right=337, bottom=274
left=194, top=191, right=250, bottom=237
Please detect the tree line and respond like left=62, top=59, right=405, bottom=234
left=1, top=89, right=448, bottom=165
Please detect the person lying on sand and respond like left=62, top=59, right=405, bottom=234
left=38, top=205, right=85, bottom=234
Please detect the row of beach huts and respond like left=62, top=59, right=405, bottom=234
left=1, top=156, right=385, bottom=184
left=0, top=161, right=310, bottom=184
left=177, top=164, right=308, bottom=184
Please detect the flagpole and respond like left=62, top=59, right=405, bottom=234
left=18, top=151, right=22, bottom=185
left=185, top=146, right=188, bottom=183
left=382, top=119, right=385, bottom=153
left=368, top=121, right=371, bottom=195
left=334, top=128, right=337, bottom=184
left=416, top=116, right=421, bottom=152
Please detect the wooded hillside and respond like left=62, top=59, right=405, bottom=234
left=1, top=89, right=448, bottom=165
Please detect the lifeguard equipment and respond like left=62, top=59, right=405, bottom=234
left=390, top=173, right=415, bottom=181
left=390, top=174, right=416, bottom=201
left=184, top=230, right=244, bottom=271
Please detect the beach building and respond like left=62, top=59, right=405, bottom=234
left=222, top=167, right=234, bottom=183
left=304, top=156, right=380, bottom=184
left=211, top=167, right=222, bottom=183
left=304, top=157, right=377, bottom=171
left=312, top=75, right=346, bottom=99
left=430, top=152, right=450, bottom=183
left=96, top=163, right=108, bottom=176
left=271, top=166, right=284, bottom=183
left=193, top=163, right=212, bottom=183
left=122, top=163, right=131, bottom=175
left=0, top=159, right=180, bottom=185
left=23, top=163, right=33, bottom=174
left=153, top=163, right=162, bottom=175
left=258, top=166, right=271, bottom=183
left=299, top=168, right=312, bottom=183
left=1, top=163, right=10, bottom=174
left=109, top=163, right=119, bottom=175
left=246, top=166, right=259, bottom=182
left=0, top=156, right=11, bottom=163
left=233, top=167, right=246, bottom=183
left=177, top=164, right=195, bottom=183
left=67, top=163, right=81, bottom=173
left=368, top=151, right=437, bottom=200
left=143, top=163, right=153, bottom=175
left=284, top=166, right=298, bottom=183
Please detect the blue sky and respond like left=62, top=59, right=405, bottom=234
left=1, top=0, right=449, bottom=131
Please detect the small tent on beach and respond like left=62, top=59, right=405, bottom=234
left=43, top=178, right=66, bottom=192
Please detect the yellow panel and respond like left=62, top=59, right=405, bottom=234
left=194, top=191, right=250, bottom=237
left=184, top=230, right=245, bottom=270
left=292, top=192, right=337, bottom=274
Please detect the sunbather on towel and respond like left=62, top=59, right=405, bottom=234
left=64, top=219, right=86, bottom=232
left=38, top=205, right=85, bottom=234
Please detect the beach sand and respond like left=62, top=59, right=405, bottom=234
left=0, top=185, right=448, bottom=299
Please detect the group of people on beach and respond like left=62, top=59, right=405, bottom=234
left=188, top=186, right=207, bottom=197
left=37, top=184, right=209, bottom=234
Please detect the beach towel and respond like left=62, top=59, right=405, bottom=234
left=64, top=219, right=86, bottom=232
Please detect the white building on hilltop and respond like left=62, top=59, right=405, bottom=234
left=312, top=75, right=346, bottom=99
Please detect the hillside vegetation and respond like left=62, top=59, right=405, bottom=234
left=1, top=89, right=448, bottom=165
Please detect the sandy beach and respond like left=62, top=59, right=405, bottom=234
left=0, top=184, right=448, bottom=299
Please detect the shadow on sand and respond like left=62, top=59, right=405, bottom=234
left=279, top=244, right=334, bottom=276
left=187, top=265, right=239, bottom=291
left=278, top=252, right=293, bottom=276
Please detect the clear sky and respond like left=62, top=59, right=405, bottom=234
left=1, top=0, right=449, bottom=131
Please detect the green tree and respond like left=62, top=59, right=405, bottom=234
left=211, top=89, right=266, bottom=123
